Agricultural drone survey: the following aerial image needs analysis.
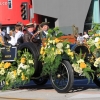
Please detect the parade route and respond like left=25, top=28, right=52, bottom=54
left=0, top=79, right=99, bottom=100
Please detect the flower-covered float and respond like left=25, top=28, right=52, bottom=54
left=71, top=23, right=100, bottom=86
left=0, top=27, right=74, bottom=93
left=0, top=24, right=100, bottom=93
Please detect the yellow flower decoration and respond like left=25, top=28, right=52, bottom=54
left=4, top=62, right=11, bottom=69
left=52, top=48, right=54, bottom=51
left=55, top=38, right=60, bottom=43
left=0, top=62, right=4, bottom=68
left=6, top=81, right=9, bottom=85
left=21, top=57, right=26, bottom=64
left=40, top=50, right=45, bottom=55
left=56, top=49, right=61, bottom=54
left=13, top=70, right=17, bottom=76
left=94, top=34, right=100, bottom=37
left=21, top=73, right=26, bottom=81
left=68, top=52, right=74, bottom=57
left=80, top=62, right=86, bottom=69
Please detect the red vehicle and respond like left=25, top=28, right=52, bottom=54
left=0, top=0, right=40, bottom=32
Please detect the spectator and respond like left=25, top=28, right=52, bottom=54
left=0, top=23, right=5, bottom=45
left=77, top=33, right=84, bottom=44
left=8, top=30, right=15, bottom=46
left=14, top=24, right=24, bottom=45
left=83, top=31, right=89, bottom=39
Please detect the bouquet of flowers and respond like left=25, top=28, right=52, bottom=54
left=72, top=51, right=94, bottom=81
left=0, top=49, right=35, bottom=90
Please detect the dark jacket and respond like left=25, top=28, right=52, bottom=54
left=23, top=31, right=33, bottom=42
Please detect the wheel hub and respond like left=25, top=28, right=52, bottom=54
left=57, top=74, right=61, bottom=78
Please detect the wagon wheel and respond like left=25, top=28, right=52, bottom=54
left=0, top=81, right=5, bottom=89
left=33, top=61, right=48, bottom=85
left=50, top=60, right=74, bottom=93
left=18, top=42, right=40, bottom=77
left=93, top=75, right=100, bottom=87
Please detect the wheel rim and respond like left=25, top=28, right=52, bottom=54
left=94, top=74, right=100, bottom=82
left=51, top=62, right=69, bottom=90
left=0, top=81, right=5, bottom=88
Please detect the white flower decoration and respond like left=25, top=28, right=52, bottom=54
left=95, top=37, right=100, bottom=42
left=77, top=59, right=84, bottom=64
left=0, top=68, right=5, bottom=75
left=56, top=43, right=63, bottom=49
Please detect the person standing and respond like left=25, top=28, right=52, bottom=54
left=77, top=33, right=84, bottom=44
left=8, top=30, right=16, bottom=46
left=14, top=24, right=24, bottom=45
left=83, top=31, right=89, bottom=40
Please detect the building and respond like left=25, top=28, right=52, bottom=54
left=0, top=0, right=40, bottom=33
left=31, top=0, right=99, bottom=33
left=0, top=0, right=100, bottom=34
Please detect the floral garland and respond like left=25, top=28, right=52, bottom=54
left=0, top=49, right=35, bottom=90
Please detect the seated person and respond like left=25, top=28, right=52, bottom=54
left=39, top=22, right=49, bottom=38
left=23, top=23, right=34, bottom=42
left=31, top=22, right=49, bottom=39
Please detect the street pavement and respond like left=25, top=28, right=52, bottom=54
left=0, top=78, right=100, bottom=100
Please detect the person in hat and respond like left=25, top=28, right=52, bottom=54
left=16, top=22, right=25, bottom=32
left=23, top=23, right=35, bottom=42
left=39, top=22, right=49, bottom=38
left=31, top=22, right=49, bottom=39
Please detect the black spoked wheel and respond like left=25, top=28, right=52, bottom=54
left=0, top=81, right=5, bottom=89
left=50, top=60, right=74, bottom=93
left=33, top=77, right=48, bottom=85
left=93, top=75, right=100, bottom=87
left=18, top=42, right=40, bottom=77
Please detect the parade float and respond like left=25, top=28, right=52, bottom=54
left=0, top=25, right=100, bottom=93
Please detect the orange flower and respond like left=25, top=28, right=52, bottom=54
left=43, top=42, right=47, bottom=47
left=21, top=57, right=26, bottom=64
left=80, top=62, right=86, bottom=69
left=4, top=62, right=11, bottom=69
left=55, top=38, right=60, bottom=43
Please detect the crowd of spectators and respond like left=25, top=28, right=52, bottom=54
left=76, top=31, right=89, bottom=44
left=0, top=22, right=49, bottom=48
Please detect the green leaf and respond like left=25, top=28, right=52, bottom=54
left=90, top=45, right=96, bottom=52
